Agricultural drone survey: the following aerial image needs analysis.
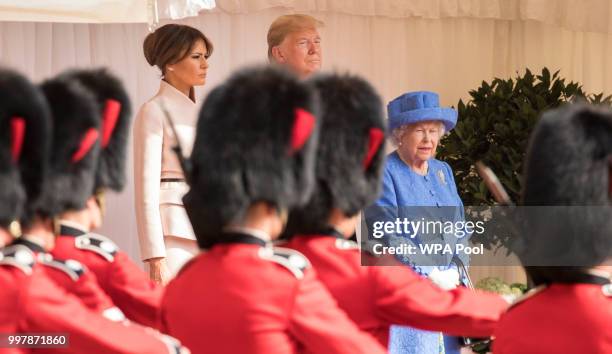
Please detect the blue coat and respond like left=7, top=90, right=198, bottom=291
left=378, top=151, right=462, bottom=207
left=371, top=151, right=468, bottom=273
left=369, top=151, right=466, bottom=354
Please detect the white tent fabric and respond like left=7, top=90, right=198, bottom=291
left=158, top=0, right=216, bottom=20
left=0, top=0, right=216, bottom=24
left=1, top=1, right=610, bottom=282
left=214, top=0, right=612, bottom=34
left=1, top=0, right=612, bottom=33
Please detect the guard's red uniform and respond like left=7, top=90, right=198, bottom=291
left=493, top=277, right=612, bottom=354
left=0, top=245, right=185, bottom=354
left=0, top=262, right=25, bottom=354
left=281, top=233, right=508, bottom=346
left=161, top=233, right=388, bottom=354
left=12, top=237, right=120, bottom=318
left=51, top=223, right=163, bottom=328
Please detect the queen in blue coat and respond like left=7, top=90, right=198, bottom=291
left=370, top=91, right=467, bottom=354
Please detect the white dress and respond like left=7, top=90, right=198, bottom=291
left=133, top=80, right=199, bottom=275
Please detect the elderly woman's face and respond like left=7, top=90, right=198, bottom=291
left=399, top=121, right=442, bottom=163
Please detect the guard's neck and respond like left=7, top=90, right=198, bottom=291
left=226, top=202, right=281, bottom=241
left=327, top=208, right=357, bottom=239
left=58, top=211, right=91, bottom=233
left=22, top=216, right=55, bottom=251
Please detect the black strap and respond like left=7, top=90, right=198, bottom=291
left=551, top=273, right=611, bottom=286
left=213, top=232, right=267, bottom=248
left=312, top=227, right=345, bottom=240
left=12, top=237, right=45, bottom=253
left=527, top=267, right=611, bottom=286
left=161, top=178, right=185, bottom=183
left=451, top=255, right=474, bottom=288
left=59, top=224, right=86, bottom=237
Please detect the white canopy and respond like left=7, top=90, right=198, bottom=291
left=215, top=0, right=612, bottom=35
left=0, top=0, right=216, bottom=25
left=1, top=1, right=611, bottom=34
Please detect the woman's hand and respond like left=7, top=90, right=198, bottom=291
left=145, top=257, right=170, bottom=285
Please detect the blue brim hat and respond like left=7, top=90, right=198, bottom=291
left=387, top=91, right=457, bottom=132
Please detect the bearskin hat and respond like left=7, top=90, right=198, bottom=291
left=38, top=73, right=101, bottom=217
left=0, top=68, right=51, bottom=229
left=519, top=103, right=612, bottom=284
left=62, top=68, right=132, bottom=192
left=283, top=73, right=386, bottom=237
left=183, top=66, right=320, bottom=248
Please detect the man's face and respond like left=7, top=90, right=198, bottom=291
left=274, top=28, right=322, bottom=78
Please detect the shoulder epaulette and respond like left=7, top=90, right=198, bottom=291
left=334, top=238, right=359, bottom=251
left=258, top=246, right=310, bottom=279
left=507, top=285, right=547, bottom=310
left=602, top=284, right=612, bottom=297
left=102, top=306, right=126, bottom=322
left=75, top=233, right=118, bottom=262
left=0, top=245, right=35, bottom=275
left=38, top=253, right=85, bottom=281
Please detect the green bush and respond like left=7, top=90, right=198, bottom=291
left=475, top=277, right=512, bottom=295
left=438, top=68, right=611, bottom=248
left=439, top=68, right=611, bottom=205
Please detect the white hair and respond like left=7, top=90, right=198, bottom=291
left=390, top=121, right=446, bottom=147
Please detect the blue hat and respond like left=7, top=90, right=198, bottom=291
left=387, top=91, right=457, bottom=132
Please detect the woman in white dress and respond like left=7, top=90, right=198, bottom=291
left=133, top=24, right=213, bottom=284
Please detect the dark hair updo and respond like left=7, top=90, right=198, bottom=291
left=143, top=24, right=213, bottom=75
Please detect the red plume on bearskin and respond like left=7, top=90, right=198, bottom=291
left=183, top=66, right=320, bottom=248
left=0, top=68, right=51, bottom=228
left=61, top=69, right=132, bottom=193
left=38, top=73, right=101, bottom=218
left=283, top=73, right=387, bottom=237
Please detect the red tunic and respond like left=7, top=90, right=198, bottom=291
left=51, top=224, right=162, bottom=328
left=281, top=234, right=508, bottom=346
left=13, top=237, right=119, bottom=319
left=161, top=232, right=388, bottom=354
left=0, top=259, right=27, bottom=354
left=493, top=278, right=612, bottom=354
left=0, top=244, right=186, bottom=354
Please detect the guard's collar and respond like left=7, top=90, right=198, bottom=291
left=216, top=227, right=273, bottom=248
left=313, top=227, right=346, bottom=239
left=58, top=220, right=88, bottom=237
left=213, top=232, right=267, bottom=248
left=223, top=226, right=270, bottom=242
left=545, top=270, right=611, bottom=286
left=13, top=235, right=45, bottom=254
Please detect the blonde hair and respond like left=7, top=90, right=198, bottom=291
left=267, top=14, right=323, bottom=60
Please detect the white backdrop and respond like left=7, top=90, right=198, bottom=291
left=2, top=1, right=612, bottom=266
